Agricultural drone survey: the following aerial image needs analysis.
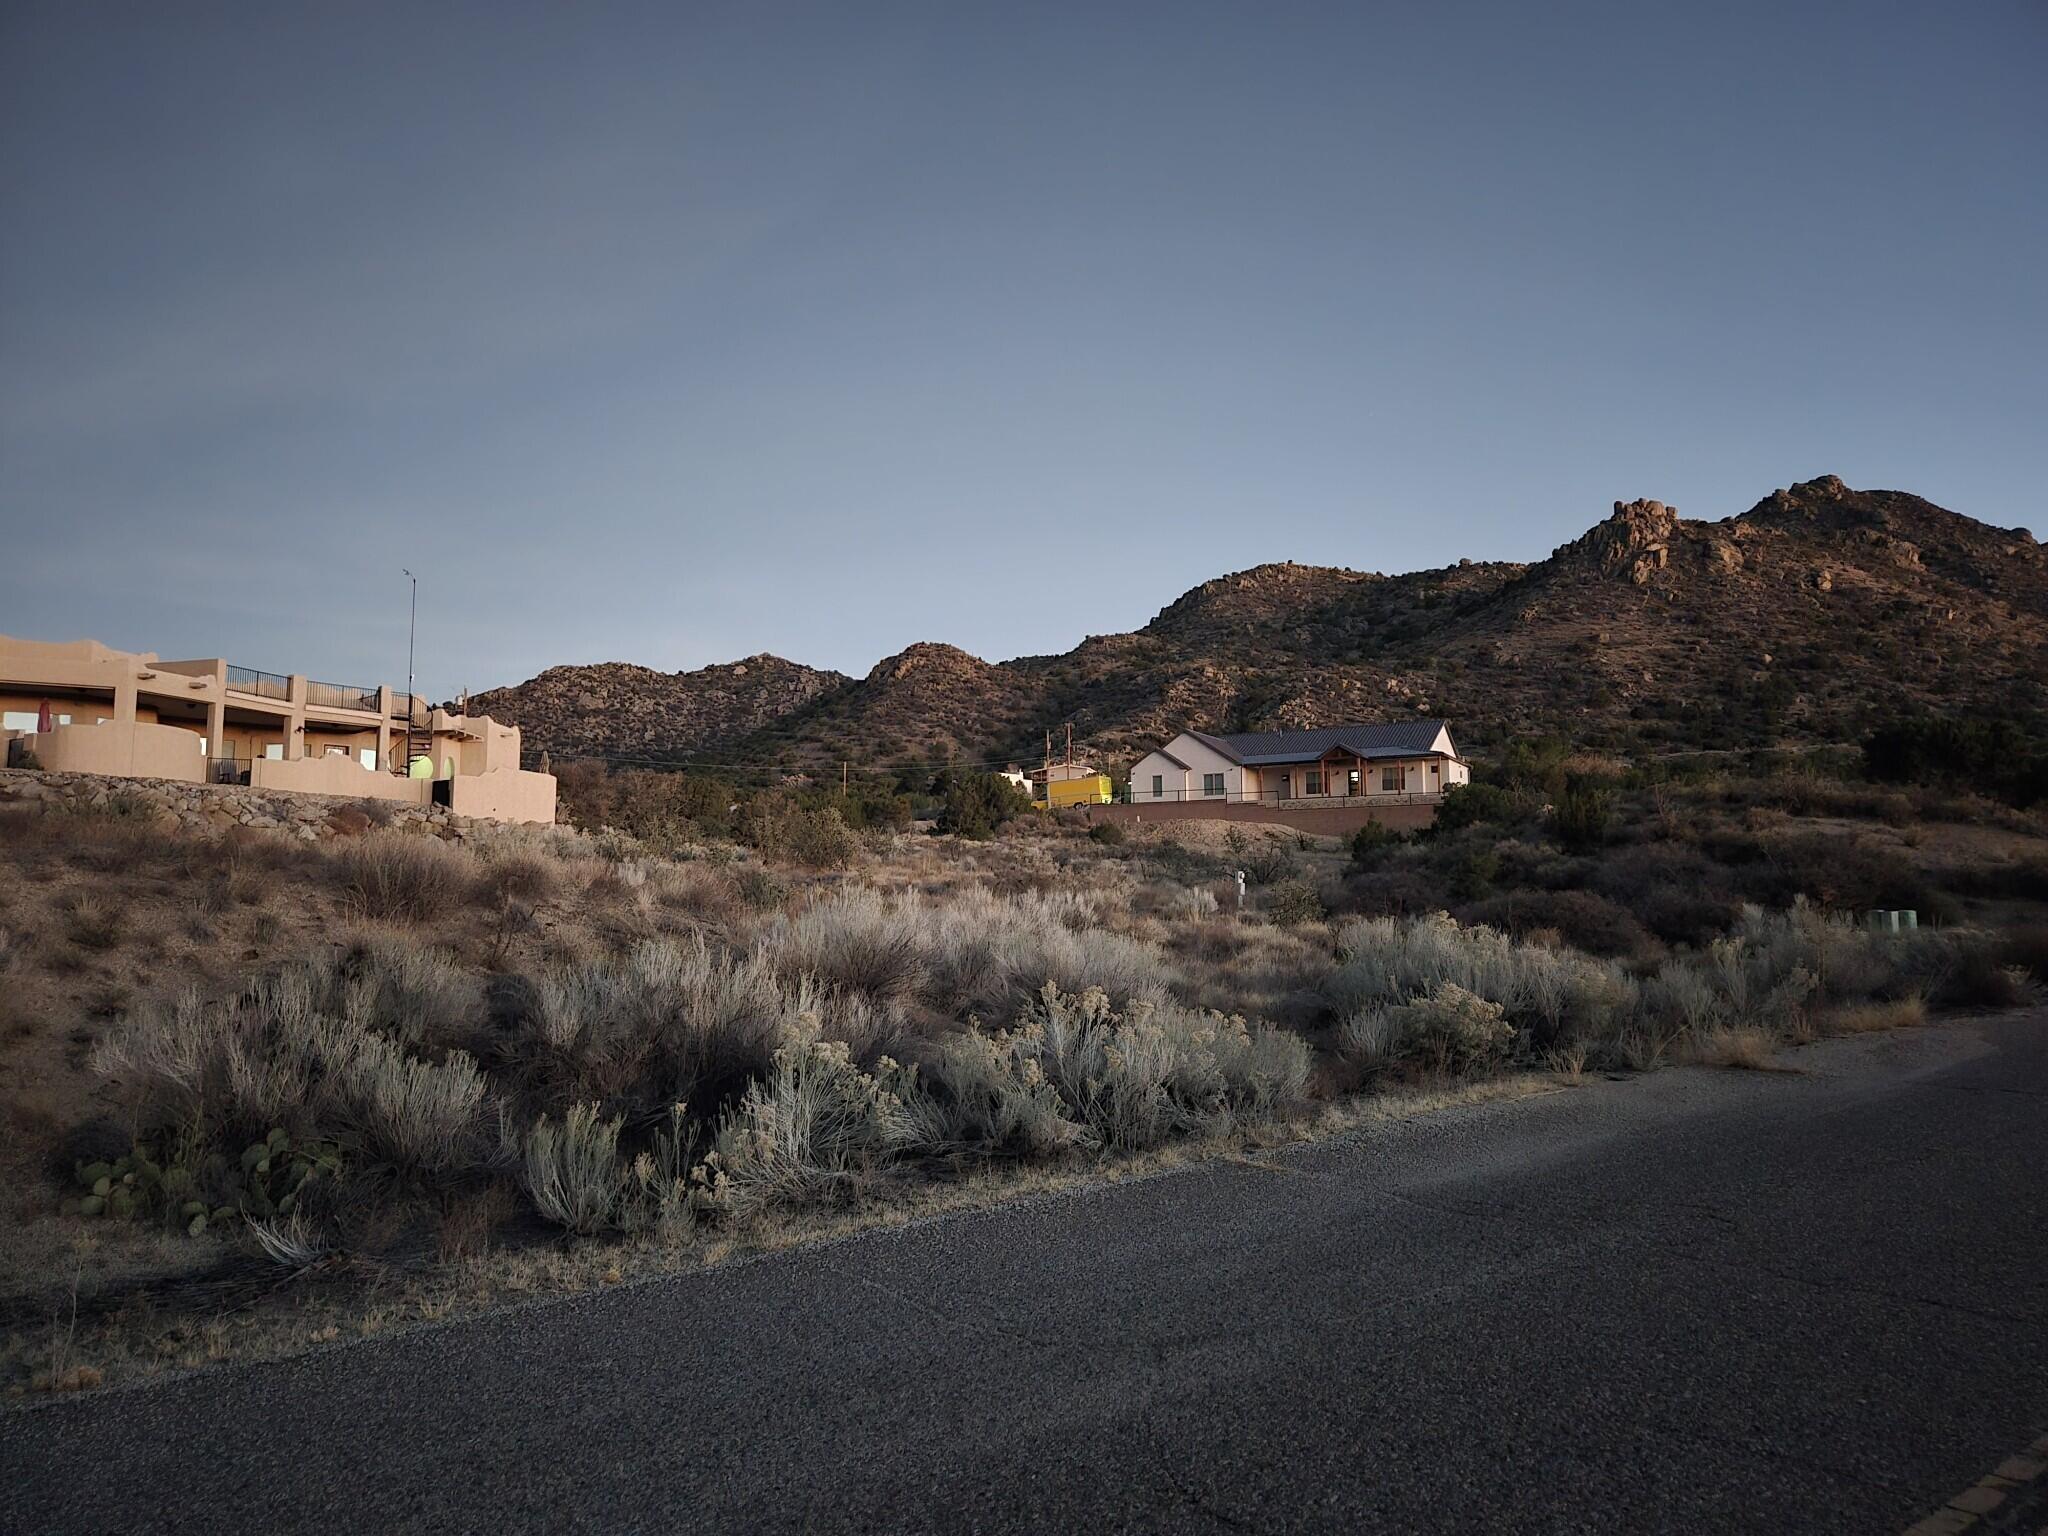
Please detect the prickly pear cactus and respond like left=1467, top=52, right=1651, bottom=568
left=69, top=1131, right=342, bottom=1235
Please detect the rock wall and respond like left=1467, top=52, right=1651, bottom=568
left=0, top=767, right=482, bottom=842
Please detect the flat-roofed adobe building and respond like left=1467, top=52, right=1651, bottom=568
left=0, top=634, right=555, bottom=824
left=1114, top=720, right=1470, bottom=834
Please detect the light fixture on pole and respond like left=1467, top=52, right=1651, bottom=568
left=402, top=569, right=417, bottom=774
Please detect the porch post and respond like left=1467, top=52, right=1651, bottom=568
left=285, top=674, right=306, bottom=760
left=375, top=686, right=393, bottom=772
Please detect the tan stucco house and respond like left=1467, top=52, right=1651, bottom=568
left=0, top=634, right=556, bottom=823
left=1128, top=721, right=1470, bottom=809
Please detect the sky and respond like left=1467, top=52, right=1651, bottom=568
left=3, top=1, right=2043, bottom=699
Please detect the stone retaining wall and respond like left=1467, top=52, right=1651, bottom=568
left=0, top=766, right=477, bottom=842
left=1075, top=798, right=1439, bottom=837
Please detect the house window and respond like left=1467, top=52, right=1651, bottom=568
left=359, top=748, right=377, bottom=770
left=1381, top=766, right=1405, bottom=793
left=1306, top=769, right=1323, bottom=795
left=4, top=711, right=73, bottom=731
left=1202, top=772, right=1224, bottom=797
left=263, top=743, right=284, bottom=761
left=1151, top=774, right=1163, bottom=799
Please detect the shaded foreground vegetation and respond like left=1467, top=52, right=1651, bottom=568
left=2, top=751, right=2044, bottom=1393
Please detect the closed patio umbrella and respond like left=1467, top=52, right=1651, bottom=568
left=36, top=699, right=52, bottom=733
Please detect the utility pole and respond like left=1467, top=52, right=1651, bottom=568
left=841, top=760, right=848, bottom=796
left=401, top=569, right=417, bottom=775
left=1066, top=722, right=1074, bottom=772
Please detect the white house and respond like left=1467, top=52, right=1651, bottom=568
left=1126, top=721, right=1470, bottom=806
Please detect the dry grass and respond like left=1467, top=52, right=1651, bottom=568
left=1688, top=1024, right=1786, bottom=1071
left=333, top=833, right=475, bottom=920
left=1816, top=996, right=1928, bottom=1035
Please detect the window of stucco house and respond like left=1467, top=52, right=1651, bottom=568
left=1151, top=774, right=1163, bottom=798
left=1306, top=769, right=1323, bottom=795
left=1202, top=772, right=1224, bottom=797
left=1381, top=765, right=1405, bottom=792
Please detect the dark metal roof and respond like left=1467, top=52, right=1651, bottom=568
left=1186, top=721, right=1451, bottom=766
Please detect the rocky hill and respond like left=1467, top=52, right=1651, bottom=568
left=474, top=478, right=2046, bottom=777
left=464, top=655, right=848, bottom=766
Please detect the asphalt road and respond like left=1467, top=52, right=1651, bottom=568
left=5, top=1015, right=2045, bottom=1535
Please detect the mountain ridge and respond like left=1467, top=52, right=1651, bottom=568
left=470, top=477, right=2045, bottom=774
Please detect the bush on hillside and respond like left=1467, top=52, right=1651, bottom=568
left=932, top=770, right=1033, bottom=839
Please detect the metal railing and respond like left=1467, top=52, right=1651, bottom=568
left=1118, top=785, right=1448, bottom=807
left=225, top=664, right=290, bottom=702
left=306, top=679, right=379, bottom=712
left=208, top=755, right=253, bottom=786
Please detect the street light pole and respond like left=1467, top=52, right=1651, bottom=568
left=402, top=569, right=417, bottom=774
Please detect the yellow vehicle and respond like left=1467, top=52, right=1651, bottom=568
left=1044, top=773, right=1113, bottom=809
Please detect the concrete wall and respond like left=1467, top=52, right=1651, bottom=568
left=251, top=754, right=430, bottom=804
left=1084, top=798, right=1439, bottom=837
left=448, top=767, right=557, bottom=825
left=26, top=720, right=206, bottom=783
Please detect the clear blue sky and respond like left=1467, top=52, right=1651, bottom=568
left=3, top=1, right=2042, bottom=698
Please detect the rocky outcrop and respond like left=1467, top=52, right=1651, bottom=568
left=1555, top=499, right=1682, bottom=583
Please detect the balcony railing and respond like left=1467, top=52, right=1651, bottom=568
left=306, top=679, right=379, bottom=712
left=225, top=664, right=290, bottom=702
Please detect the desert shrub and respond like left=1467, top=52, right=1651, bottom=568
left=1454, top=890, right=1651, bottom=960
left=522, top=1103, right=633, bottom=1235
left=556, top=761, right=736, bottom=845
left=1328, top=912, right=1634, bottom=1049
left=702, top=1039, right=919, bottom=1214
left=1448, top=847, right=1500, bottom=900
left=911, top=1028, right=1086, bottom=1157
left=1349, top=820, right=1400, bottom=869
left=523, top=938, right=795, bottom=1124
left=1265, top=881, right=1325, bottom=927
left=783, top=806, right=858, bottom=869
left=334, top=833, right=474, bottom=920
left=897, top=889, right=1174, bottom=1017
left=92, top=975, right=496, bottom=1187
left=1591, top=842, right=1723, bottom=909
left=476, top=851, right=562, bottom=906
left=734, top=866, right=789, bottom=911
left=757, top=889, right=929, bottom=1011
left=2003, top=924, right=2048, bottom=986
left=322, top=1028, right=492, bottom=1179
left=932, top=770, right=1033, bottom=839
left=1338, top=868, right=1446, bottom=919
left=1088, top=821, right=1126, bottom=847
left=1341, top=983, right=1515, bottom=1077
left=1432, top=783, right=1515, bottom=832
left=1552, top=779, right=1614, bottom=852
left=319, top=935, right=481, bottom=1050
left=60, top=894, right=122, bottom=951
left=980, top=985, right=1310, bottom=1151
left=1241, top=841, right=1297, bottom=886
left=1863, top=716, right=2047, bottom=808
